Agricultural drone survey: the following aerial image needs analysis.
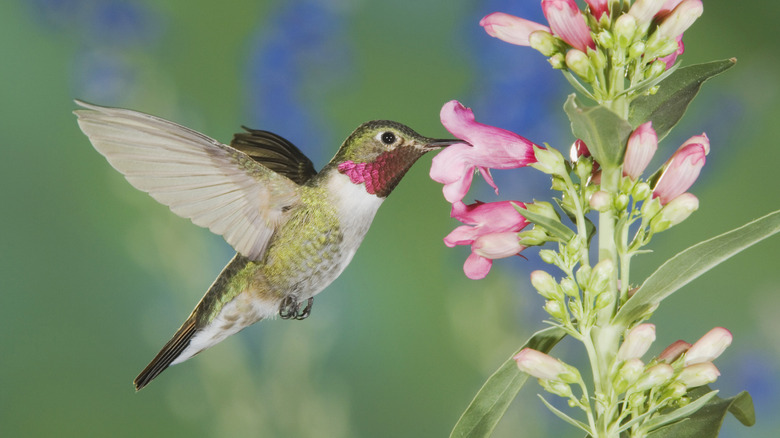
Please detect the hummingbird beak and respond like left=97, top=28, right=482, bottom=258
left=424, top=138, right=467, bottom=150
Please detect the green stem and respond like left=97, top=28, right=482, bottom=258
left=561, top=171, right=590, bottom=267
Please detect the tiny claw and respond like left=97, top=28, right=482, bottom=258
left=279, top=296, right=314, bottom=320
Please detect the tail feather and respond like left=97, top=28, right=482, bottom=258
left=134, top=319, right=197, bottom=391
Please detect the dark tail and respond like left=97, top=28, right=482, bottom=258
left=133, top=318, right=197, bottom=391
left=133, top=254, right=251, bottom=391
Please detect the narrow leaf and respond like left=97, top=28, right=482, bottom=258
left=450, top=327, right=567, bottom=438
left=516, top=203, right=575, bottom=242
left=646, top=387, right=754, bottom=438
left=615, top=209, right=780, bottom=325
left=642, top=390, right=719, bottom=431
left=538, top=395, right=591, bottom=434
left=564, top=95, right=633, bottom=167
left=628, top=59, right=736, bottom=141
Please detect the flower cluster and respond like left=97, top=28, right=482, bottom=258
left=515, top=326, right=733, bottom=435
left=431, top=100, right=539, bottom=279
left=480, top=0, right=704, bottom=100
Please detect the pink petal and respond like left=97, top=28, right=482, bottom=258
left=480, top=12, right=551, bottom=46
left=656, top=0, right=703, bottom=40
left=463, top=252, right=493, bottom=279
left=684, top=327, right=733, bottom=366
left=472, top=232, right=525, bottom=259
left=628, top=0, right=666, bottom=25
left=653, top=137, right=707, bottom=204
left=584, top=0, right=610, bottom=20
left=658, top=340, right=693, bottom=363
left=623, top=121, right=658, bottom=179
left=541, top=0, right=596, bottom=52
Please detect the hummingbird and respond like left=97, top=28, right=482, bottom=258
left=74, top=100, right=457, bottom=390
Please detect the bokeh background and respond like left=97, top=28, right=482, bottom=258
left=2, top=0, right=779, bottom=437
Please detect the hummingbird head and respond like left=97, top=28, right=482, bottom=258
left=332, top=120, right=459, bottom=198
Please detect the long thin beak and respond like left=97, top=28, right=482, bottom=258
left=425, top=138, right=467, bottom=149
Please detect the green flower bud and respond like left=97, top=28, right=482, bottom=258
left=551, top=176, right=568, bottom=191
left=518, top=228, right=549, bottom=246
left=576, top=264, right=592, bottom=287
left=632, top=181, right=652, bottom=201
left=614, top=358, right=645, bottom=394
left=540, top=249, right=558, bottom=265
left=596, top=30, right=614, bottom=49
left=646, top=60, right=667, bottom=80
left=615, top=193, right=630, bottom=211
left=531, top=146, right=568, bottom=176
left=640, top=196, right=662, bottom=220
left=549, top=53, right=566, bottom=69
left=541, top=378, right=574, bottom=398
left=589, top=48, right=607, bottom=71
left=627, top=392, right=647, bottom=408
left=544, top=299, right=567, bottom=320
left=589, top=258, right=615, bottom=293
left=529, top=30, right=559, bottom=57
left=633, top=364, right=674, bottom=392
left=628, top=41, right=646, bottom=60
left=524, top=201, right=560, bottom=222
left=661, top=382, right=687, bottom=400
left=650, top=193, right=699, bottom=233
left=614, top=14, right=637, bottom=48
left=565, top=49, right=595, bottom=82
left=531, top=270, right=563, bottom=301
left=560, top=278, right=579, bottom=298
left=594, top=291, right=613, bottom=310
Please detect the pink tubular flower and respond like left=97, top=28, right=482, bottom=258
left=617, top=324, right=656, bottom=361
left=628, top=0, right=667, bottom=26
left=584, top=0, right=609, bottom=20
left=658, top=340, right=692, bottom=363
left=446, top=201, right=530, bottom=279
left=652, top=133, right=709, bottom=205
left=430, top=100, right=539, bottom=204
left=678, top=362, right=720, bottom=388
left=656, top=0, right=703, bottom=40
left=514, top=348, right=575, bottom=381
left=623, top=122, right=658, bottom=179
left=542, top=0, right=596, bottom=52
left=480, top=12, right=551, bottom=46
left=684, top=327, right=733, bottom=366
left=658, top=0, right=686, bottom=17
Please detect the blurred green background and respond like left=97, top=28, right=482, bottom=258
left=2, top=1, right=779, bottom=437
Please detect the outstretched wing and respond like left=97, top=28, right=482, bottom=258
left=74, top=100, right=301, bottom=261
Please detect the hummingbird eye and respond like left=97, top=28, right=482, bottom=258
left=379, top=131, right=397, bottom=145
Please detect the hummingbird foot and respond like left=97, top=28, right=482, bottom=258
left=279, top=296, right=313, bottom=320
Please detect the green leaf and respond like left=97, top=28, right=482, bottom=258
left=628, top=59, right=736, bottom=141
left=450, top=326, right=567, bottom=438
left=564, top=95, right=633, bottom=168
left=516, top=203, right=575, bottom=242
left=642, top=390, right=720, bottom=432
left=646, top=387, right=754, bottom=438
left=615, top=209, right=780, bottom=325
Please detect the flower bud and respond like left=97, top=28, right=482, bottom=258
left=544, top=300, right=567, bottom=320
left=596, top=30, right=614, bottom=49
left=614, top=358, right=645, bottom=393
left=614, top=14, right=637, bottom=47
left=589, top=48, right=607, bottom=71
left=531, top=270, right=563, bottom=300
left=589, top=190, right=611, bottom=212
left=542, top=0, right=596, bottom=52
left=524, top=201, right=560, bottom=222
left=529, top=30, right=559, bottom=56
left=658, top=340, right=692, bottom=363
left=650, top=193, right=698, bottom=232
left=678, top=362, right=720, bottom=388
left=589, top=258, right=614, bottom=293
left=541, top=378, right=574, bottom=398
left=615, top=193, right=629, bottom=211
left=576, top=264, right=592, bottom=287
left=540, top=249, right=558, bottom=265
left=623, top=122, right=658, bottom=179
left=628, top=41, right=646, bottom=60
left=661, top=381, right=688, bottom=400
left=518, top=228, right=549, bottom=246
left=647, top=59, right=668, bottom=79
left=632, top=182, right=652, bottom=201
left=532, top=145, right=568, bottom=175
left=633, top=363, right=674, bottom=392
left=584, top=0, right=609, bottom=21
left=566, top=49, right=595, bottom=82
left=594, top=291, right=613, bottom=310
left=560, top=278, right=579, bottom=297
left=514, top=348, right=579, bottom=382
left=684, top=327, right=733, bottom=366
left=548, top=53, right=566, bottom=69
left=480, top=12, right=552, bottom=47
left=653, top=134, right=709, bottom=205
left=640, top=196, right=662, bottom=219
left=617, top=323, right=656, bottom=361
left=628, top=0, right=666, bottom=27
left=655, top=0, right=703, bottom=40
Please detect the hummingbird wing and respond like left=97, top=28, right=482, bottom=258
left=74, top=100, right=301, bottom=261
left=230, top=127, right=317, bottom=185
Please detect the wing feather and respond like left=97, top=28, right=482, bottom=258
left=74, top=100, right=301, bottom=260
